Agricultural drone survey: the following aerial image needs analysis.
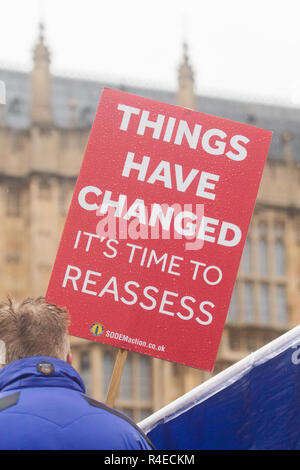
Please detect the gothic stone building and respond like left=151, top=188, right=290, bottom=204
left=0, top=28, right=299, bottom=422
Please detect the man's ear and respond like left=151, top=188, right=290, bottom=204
left=66, top=352, right=72, bottom=366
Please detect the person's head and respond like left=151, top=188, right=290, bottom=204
left=0, top=297, right=72, bottom=365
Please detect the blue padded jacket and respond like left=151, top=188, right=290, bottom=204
left=0, top=356, right=154, bottom=450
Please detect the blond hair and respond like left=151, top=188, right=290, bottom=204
left=0, top=297, right=70, bottom=364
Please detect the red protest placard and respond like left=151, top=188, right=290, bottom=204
left=46, top=88, right=272, bottom=371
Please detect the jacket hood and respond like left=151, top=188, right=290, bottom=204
left=0, top=356, right=85, bottom=394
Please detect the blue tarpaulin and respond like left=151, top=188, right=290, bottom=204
left=139, top=325, right=300, bottom=450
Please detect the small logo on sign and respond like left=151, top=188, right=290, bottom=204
left=36, top=361, right=54, bottom=376
left=90, top=322, right=104, bottom=337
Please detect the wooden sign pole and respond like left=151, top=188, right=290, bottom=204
left=105, top=349, right=128, bottom=408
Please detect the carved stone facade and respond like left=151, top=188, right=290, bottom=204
left=0, top=29, right=299, bottom=420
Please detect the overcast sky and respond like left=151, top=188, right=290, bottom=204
left=1, top=0, right=300, bottom=106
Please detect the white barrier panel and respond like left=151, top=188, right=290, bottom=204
left=139, top=325, right=300, bottom=450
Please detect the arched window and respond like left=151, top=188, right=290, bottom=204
left=259, top=283, right=270, bottom=324
left=241, top=237, right=252, bottom=274
left=258, top=238, right=268, bottom=275
left=138, top=355, right=152, bottom=402
left=244, top=282, right=254, bottom=323
left=228, top=284, right=238, bottom=323
left=257, top=222, right=268, bottom=276
left=117, top=353, right=153, bottom=422
left=276, top=285, right=287, bottom=325
left=273, top=222, right=285, bottom=277
left=274, top=239, right=285, bottom=277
